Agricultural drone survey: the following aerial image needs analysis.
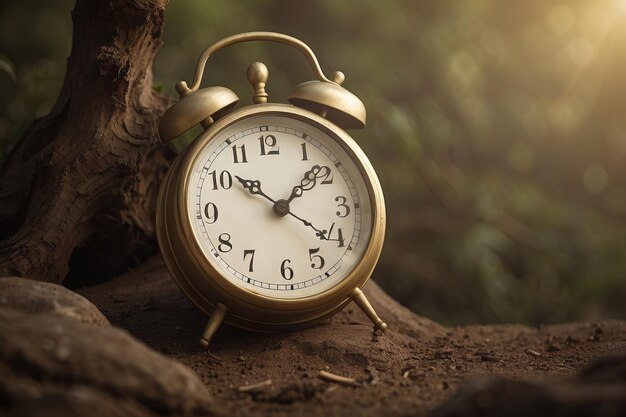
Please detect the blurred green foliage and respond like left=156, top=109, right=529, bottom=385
left=2, top=0, right=626, bottom=325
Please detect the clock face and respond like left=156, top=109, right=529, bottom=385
left=186, top=111, right=374, bottom=299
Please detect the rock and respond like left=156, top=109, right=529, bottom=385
left=429, top=377, right=557, bottom=417
left=430, top=352, right=626, bottom=417
left=0, top=277, right=214, bottom=417
left=579, top=348, right=626, bottom=384
left=1, top=384, right=154, bottom=417
left=0, top=277, right=108, bottom=325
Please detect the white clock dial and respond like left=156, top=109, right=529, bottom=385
left=186, top=113, right=373, bottom=299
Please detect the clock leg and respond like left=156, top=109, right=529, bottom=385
left=199, top=303, right=228, bottom=349
left=350, top=287, right=388, bottom=333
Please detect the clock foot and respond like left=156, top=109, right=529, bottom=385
left=199, top=303, right=228, bottom=349
left=350, top=287, right=388, bottom=333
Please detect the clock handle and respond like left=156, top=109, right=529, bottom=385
left=350, top=287, right=388, bottom=333
left=187, top=31, right=332, bottom=92
left=199, top=303, right=228, bottom=349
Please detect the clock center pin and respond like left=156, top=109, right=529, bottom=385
left=273, top=199, right=290, bottom=217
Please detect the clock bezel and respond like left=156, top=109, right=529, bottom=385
left=157, top=103, right=386, bottom=331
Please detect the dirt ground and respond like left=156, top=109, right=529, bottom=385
left=78, top=256, right=626, bottom=417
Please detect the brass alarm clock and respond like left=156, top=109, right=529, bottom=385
left=156, top=32, right=387, bottom=349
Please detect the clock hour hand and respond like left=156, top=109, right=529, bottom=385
left=285, top=165, right=331, bottom=203
left=235, top=175, right=276, bottom=204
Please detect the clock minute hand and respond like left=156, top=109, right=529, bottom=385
left=285, top=165, right=331, bottom=204
left=286, top=209, right=329, bottom=241
left=235, top=175, right=276, bottom=204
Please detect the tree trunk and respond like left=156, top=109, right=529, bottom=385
left=0, top=0, right=173, bottom=285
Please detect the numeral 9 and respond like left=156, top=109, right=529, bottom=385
left=203, top=203, right=218, bottom=224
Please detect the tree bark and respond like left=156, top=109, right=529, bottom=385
left=0, top=0, right=173, bottom=284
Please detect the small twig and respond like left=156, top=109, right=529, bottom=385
left=318, top=370, right=358, bottom=386
left=526, top=349, right=541, bottom=358
left=401, top=365, right=414, bottom=378
left=238, top=379, right=272, bottom=393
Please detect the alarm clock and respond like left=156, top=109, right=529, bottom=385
left=156, top=32, right=387, bottom=349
